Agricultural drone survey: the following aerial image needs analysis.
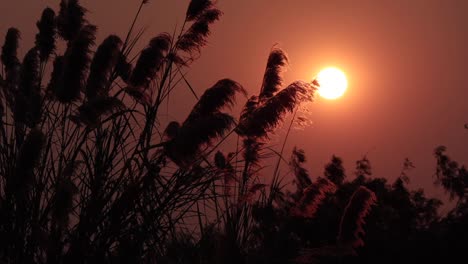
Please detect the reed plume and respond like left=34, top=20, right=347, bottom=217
left=73, top=96, right=125, bottom=127
left=259, top=48, right=288, bottom=101
left=56, top=25, right=96, bottom=103
left=164, top=79, right=245, bottom=165
left=1, top=28, right=20, bottom=73
left=239, top=95, right=259, bottom=121
left=243, top=137, right=263, bottom=167
left=19, top=48, right=40, bottom=96
left=164, top=121, right=181, bottom=140
left=57, top=0, right=87, bottom=41
left=185, top=78, right=246, bottom=122
left=177, top=8, right=222, bottom=55
left=237, top=81, right=314, bottom=138
left=128, top=33, right=171, bottom=91
left=115, top=53, right=132, bottom=82
left=186, top=0, right=214, bottom=21
left=35, top=8, right=56, bottom=62
left=337, top=186, right=377, bottom=254
left=214, top=151, right=227, bottom=169
left=165, top=112, right=235, bottom=166
left=290, top=147, right=312, bottom=194
left=291, top=178, right=337, bottom=218
left=86, top=35, right=122, bottom=99
left=17, top=48, right=42, bottom=127
left=46, top=56, right=64, bottom=99
left=126, top=86, right=153, bottom=106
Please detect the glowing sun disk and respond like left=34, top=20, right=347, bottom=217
left=316, top=67, right=348, bottom=100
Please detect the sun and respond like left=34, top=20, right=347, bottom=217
left=316, top=67, right=348, bottom=100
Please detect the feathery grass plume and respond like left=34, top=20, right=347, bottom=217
left=290, top=147, right=312, bottom=194
left=128, top=33, right=171, bottom=90
left=125, top=86, right=152, bottom=106
left=243, top=137, right=263, bottom=167
left=57, top=0, right=87, bottom=41
left=115, top=53, right=132, bottom=82
left=186, top=0, right=214, bottom=21
left=86, top=35, right=122, bottom=99
left=1, top=28, right=20, bottom=73
left=56, top=25, right=96, bottom=103
left=35, top=7, right=56, bottom=62
left=177, top=8, right=222, bottom=54
left=17, top=48, right=42, bottom=127
left=19, top=48, right=40, bottom=96
left=73, top=96, right=125, bottom=127
left=167, top=51, right=188, bottom=66
left=165, top=112, right=235, bottom=166
left=164, top=121, right=181, bottom=140
left=237, top=81, right=314, bottom=138
left=337, top=186, right=377, bottom=254
left=185, top=79, right=246, bottom=122
left=291, top=177, right=337, bottom=218
left=239, top=95, right=259, bottom=122
left=46, top=56, right=64, bottom=99
left=259, top=47, right=288, bottom=101
left=164, top=78, right=245, bottom=164
left=214, top=151, right=227, bottom=168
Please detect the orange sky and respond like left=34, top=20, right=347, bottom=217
left=2, top=0, right=468, bottom=205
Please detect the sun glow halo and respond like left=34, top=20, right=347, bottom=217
left=316, top=67, right=348, bottom=100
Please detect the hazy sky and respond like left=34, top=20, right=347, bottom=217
left=2, top=0, right=468, bottom=204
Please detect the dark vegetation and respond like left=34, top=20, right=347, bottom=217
left=0, top=0, right=467, bottom=263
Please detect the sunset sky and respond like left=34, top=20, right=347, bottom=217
left=2, top=0, right=468, bottom=204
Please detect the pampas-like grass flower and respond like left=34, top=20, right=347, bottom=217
left=337, top=186, right=377, bottom=254
left=35, top=8, right=56, bottom=62
left=57, top=0, right=87, bottom=41
left=291, top=177, right=337, bottom=218
left=86, top=35, right=122, bottom=99
left=1, top=28, right=20, bottom=73
left=259, top=48, right=288, bottom=101
left=237, top=81, right=315, bottom=138
left=55, top=25, right=96, bottom=103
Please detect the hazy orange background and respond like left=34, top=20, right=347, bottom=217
left=2, top=0, right=468, bottom=206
